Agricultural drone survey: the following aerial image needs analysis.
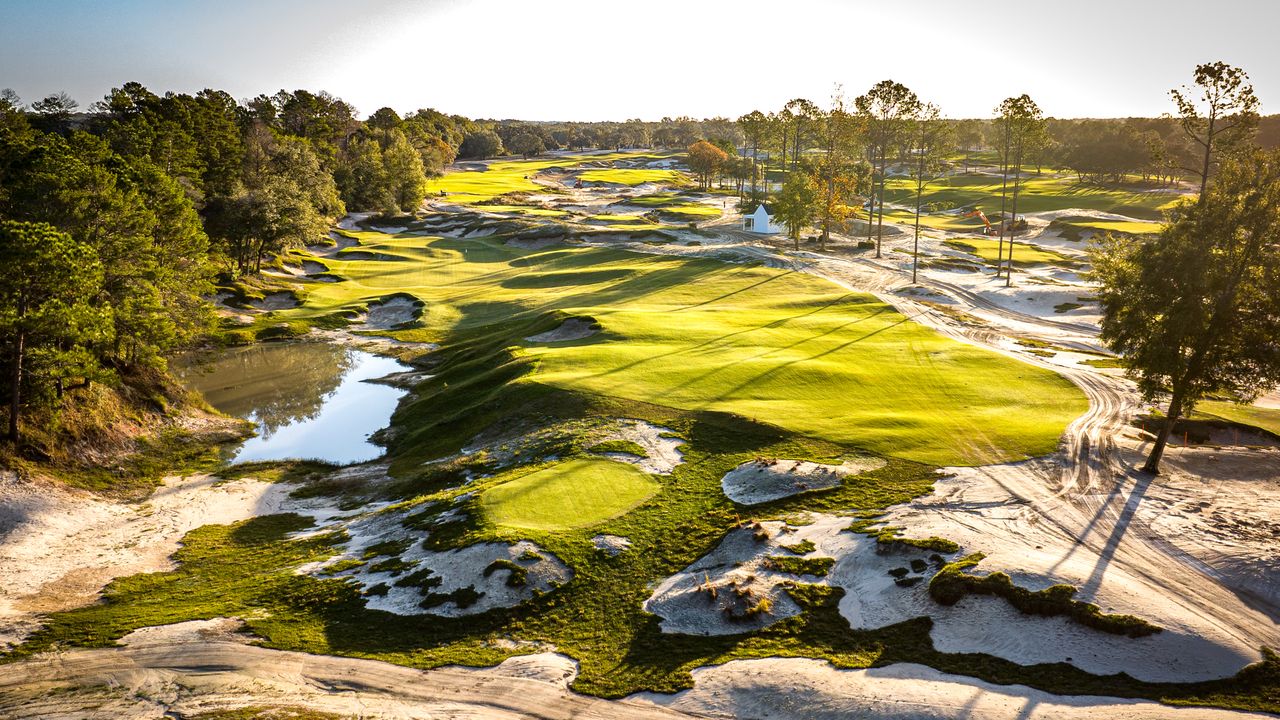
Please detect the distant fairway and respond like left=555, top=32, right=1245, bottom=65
left=883, top=174, right=1181, bottom=219
left=290, top=227, right=1086, bottom=466
left=479, top=458, right=658, bottom=530
left=426, top=152, right=675, bottom=203
left=944, top=238, right=1074, bottom=266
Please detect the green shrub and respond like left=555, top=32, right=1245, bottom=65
left=369, top=556, right=415, bottom=576
left=780, top=539, right=816, bottom=555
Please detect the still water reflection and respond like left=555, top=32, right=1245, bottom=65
left=175, top=342, right=409, bottom=464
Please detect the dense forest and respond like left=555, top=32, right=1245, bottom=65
left=0, top=76, right=1275, bottom=455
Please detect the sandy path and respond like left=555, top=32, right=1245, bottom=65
left=790, top=246, right=1280, bottom=681
left=631, top=658, right=1273, bottom=719
left=0, top=634, right=691, bottom=719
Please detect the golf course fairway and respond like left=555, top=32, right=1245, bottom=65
left=291, top=228, right=1087, bottom=466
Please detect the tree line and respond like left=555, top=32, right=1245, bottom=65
left=0, top=83, right=467, bottom=444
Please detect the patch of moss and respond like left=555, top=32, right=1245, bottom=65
left=779, top=539, right=816, bottom=555
left=420, top=585, right=483, bottom=611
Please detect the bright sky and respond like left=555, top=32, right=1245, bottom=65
left=2, top=0, right=1276, bottom=120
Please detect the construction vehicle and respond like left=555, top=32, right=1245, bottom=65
left=963, top=209, right=1027, bottom=235
left=963, top=209, right=994, bottom=235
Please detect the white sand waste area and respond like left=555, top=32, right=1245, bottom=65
left=631, top=658, right=1274, bottom=719
left=881, top=454, right=1280, bottom=682
left=0, top=472, right=295, bottom=649
left=0, top=628, right=688, bottom=720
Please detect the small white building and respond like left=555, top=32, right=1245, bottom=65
left=743, top=204, right=782, bottom=234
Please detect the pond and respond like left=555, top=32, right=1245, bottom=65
left=175, top=342, right=411, bottom=465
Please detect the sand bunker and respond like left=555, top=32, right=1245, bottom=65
left=336, top=212, right=374, bottom=231
left=721, top=457, right=886, bottom=505
left=246, top=291, right=299, bottom=311
left=525, top=317, right=599, bottom=343
left=646, top=514, right=947, bottom=637
left=595, top=420, right=686, bottom=475
left=119, top=617, right=251, bottom=647
left=592, top=534, right=632, bottom=556
left=359, top=296, right=423, bottom=330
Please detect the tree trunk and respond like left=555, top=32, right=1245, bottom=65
left=866, top=147, right=877, bottom=250
left=1007, top=140, right=1024, bottom=288
left=750, top=137, right=759, bottom=199
left=995, top=121, right=1011, bottom=276
left=913, top=179, right=923, bottom=284
left=1143, top=387, right=1186, bottom=474
left=7, top=327, right=23, bottom=444
left=875, top=155, right=887, bottom=258
left=1199, top=111, right=1216, bottom=199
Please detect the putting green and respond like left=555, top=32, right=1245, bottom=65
left=480, top=458, right=658, bottom=530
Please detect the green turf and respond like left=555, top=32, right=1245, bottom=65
left=626, top=192, right=682, bottom=206
left=479, top=458, right=658, bottom=530
left=279, top=230, right=1086, bottom=466
left=1197, top=401, right=1280, bottom=438
left=584, top=214, right=655, bottom=225
left=1055, top=217, right=1161, bottom=235
left=882, top=174, right=1184, bottom=219
left=943, top=238, right=1075, bottom=266
left=578, top=168, right=689, bottom=186
left=658, top=203, right=721, bottom=219
left=475, top=204, right=570, bottom=218
left=427, top=152, right=678, bottom=203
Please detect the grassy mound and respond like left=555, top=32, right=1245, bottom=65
left=479, top=458, right=658, bottom=530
